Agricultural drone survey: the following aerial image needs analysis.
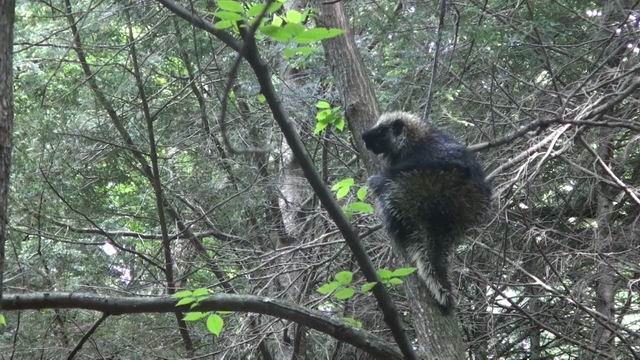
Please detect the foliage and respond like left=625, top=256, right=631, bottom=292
left=213, top=0, right=343, bottom=59
left=317, top=267, right=416, bottom=301
left=317, top=270, right=356, bottom=300
left=174, top=289, right=226, bottom=336
left=330, top=178, right=374, bottom=219
left=314, top=100, right=345, bottom=134
left=376, top=267, right=416, bottom=288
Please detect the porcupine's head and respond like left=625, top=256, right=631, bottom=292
left=361, top=111, right=429, bottom=163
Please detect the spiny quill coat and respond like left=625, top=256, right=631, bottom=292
left=362, top=111, right=490, bottom=314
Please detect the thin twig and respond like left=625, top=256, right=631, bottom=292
left=67, top=313, right=109, bottom=360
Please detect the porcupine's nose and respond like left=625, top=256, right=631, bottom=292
left=361, top=129, right=376, bottom=150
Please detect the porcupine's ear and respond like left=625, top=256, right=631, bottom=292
left=391, top=118, right=404, bottom=136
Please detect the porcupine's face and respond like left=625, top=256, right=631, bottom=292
left=361, top=117, right=406, bottom=158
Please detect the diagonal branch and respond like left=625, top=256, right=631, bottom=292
left=67, top=313, right=109, bottom=360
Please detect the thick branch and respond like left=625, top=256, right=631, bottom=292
left=1, top=292, right=402, bottom=360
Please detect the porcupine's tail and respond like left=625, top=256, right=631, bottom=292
left=406, top=239, right=456, bottom=315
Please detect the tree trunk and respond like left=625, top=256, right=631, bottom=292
left=317, top=2, right=465, bottom=358
left=0, top=0, right=16, bottom=305
left=315, top=1, right=380, bottom=173
left=590, top=132, right=616, bottom=359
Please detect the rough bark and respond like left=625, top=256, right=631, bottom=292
left=316, top=1, right=380, bottom=173
left=590, top=132, right=616, bottom=359
left=0, top=0, right=16, bottom=306
left=318, top=1, right=466, bottom=358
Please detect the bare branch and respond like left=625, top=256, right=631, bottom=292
left=2, top=292, right=403, bottom=360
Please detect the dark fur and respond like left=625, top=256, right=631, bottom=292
left=362, top=112, right=490, bottom=314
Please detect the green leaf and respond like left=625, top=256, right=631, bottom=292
left=314, top=121, right=329, bottom=135
left=247, top=3, right=265, bottom=17
left=335, top=271, right=353, bottom=285
left=217, top=0, right=244, bottom=13
left=316, top=100, right=331, bottom=109
left=206, top=314, right=225, bottom=336
left=317, top=281, right=340, bottom=294
left=294, top=28, right=344, bottom=44
left=344, top=201, right=373, bottom=214
left=0, top=314, right=5, bottom=327
left=335, top=117, right=345, bottom=131
left=361, top=282, right=377, bottom=293
left=268, top=1, right=284, bottom=14
left=388, top=278, right=404, bottom=286
left=183, top=312, right=208, bottom=321
left=334, top=287, right=355, bottom=300
left=316, top=109, right=330, bottom=121
left=173, top=290, right=194, bottom=298
left=391, top=267, right=417, bottom=278
left=214, top=20, right=235, bottom=30
left=176, top=297, right=196, bottom=307
left=260, top=25, right=292, bottom=42
left=284, top=22, right=305, bottom=37
left=336, top=186, right=350, bottom=199
left=257, top=94, right=266, bottom=103
left=285, top=10, right=303, bottom=24
left=248, top=1, right=283, bottom=17
left=272, top=15, right=283, bottom=27
left=215, top=11, right=243, bottom=21
left=193, top=288, right=210, bottom=297
left=356, top=187, right=368, bottom=201
left=377, top=268, right=393, bottom=280
left=342, top=316, right=363, bottom=328
left=331, top=178, right=354, bottom=192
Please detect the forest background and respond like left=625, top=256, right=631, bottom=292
left=0, top=0, right=639, bottom=359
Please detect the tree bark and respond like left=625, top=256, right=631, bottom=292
left=590, top=132, right=616, bottom=359
left=318, top=2, right=466, bottom=358
left=0, top=0, right=16, bottom=306
left=315, top=1, right=380, bottom=173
